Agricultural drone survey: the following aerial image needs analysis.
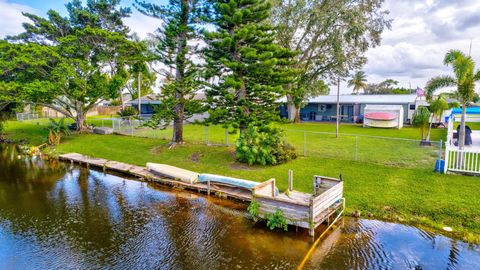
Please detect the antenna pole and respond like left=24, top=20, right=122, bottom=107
left=469, top=39, right=473, bottom=56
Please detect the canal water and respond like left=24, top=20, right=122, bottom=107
left=0, top=144, right=479, bottom=269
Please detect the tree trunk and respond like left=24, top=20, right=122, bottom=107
left=172, top=101, right=184, bottom=144
left=171, top=0, right=189, bottom=144
left=75, top=111, right=86, bottom=132
left=459, top=104, right=467, bottom=150
left=286, top=94, right=297, bottom=122
left=426, top=114, right=433, bottom=141
left=119, top=90, right=125, bottom=110
left=293, top=107, right=301, bottom=123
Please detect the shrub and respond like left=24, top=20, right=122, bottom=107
left=109, top=99, right=122, bottom=106
left=236, top=125, right=297, bottom=165
left=266, top=209, right=288, bottom=231
left=247, top=199, right=260, bottom=222
left=46, top=118, right=71, bottom=145
left=117, top=106, right=137, bottom=117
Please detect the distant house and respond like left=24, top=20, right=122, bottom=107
left=126, top=92, right=209, bottom=122
left=279, top=94, right=429, bottom=124
left=126, top=94, right=161, bottom=116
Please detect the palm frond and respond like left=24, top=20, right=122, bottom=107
left=425, top=75, right=456, bottom=100
left=443, top=49, right=465, bottom=66
left=474, top=69, right=480, bottom=81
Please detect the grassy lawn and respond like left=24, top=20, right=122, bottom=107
left=3, top=118, right=480, bottom=243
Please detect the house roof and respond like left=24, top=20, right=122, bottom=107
left=127, top=94, right=162, bottom=105
left=304, top=94, right=419, bottom=104
left=127, top=92, right=206, bottom=105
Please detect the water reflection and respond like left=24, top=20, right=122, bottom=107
left=0, top=144, right=479, bottom=269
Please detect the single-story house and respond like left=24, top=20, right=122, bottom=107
left=127, top=94, right=161, bottom=116
left=126, top=92, right=208, bottom=121
left=279, top=94, right=429, bottom=124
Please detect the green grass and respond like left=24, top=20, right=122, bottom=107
left=3, top=118, right=480, bottom=243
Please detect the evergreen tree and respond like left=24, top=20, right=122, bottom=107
left=203, top=0, right=297, bottom=132
left=135, top=0, right=208, bottom=144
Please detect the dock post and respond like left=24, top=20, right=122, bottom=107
left=309, top=197, right=314, bottom=238
left=207, top=180, right=211, bottom=196
left=288, top=170, right=293, bottom=191
left=272, top=179, right=276, bottom=197
left=438, top=139, right=443, bottom=160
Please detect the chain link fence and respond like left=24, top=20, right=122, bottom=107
left=105, top=117, right=441, bottom=169
left=285, top=130, right=442, bottom=168
left=16, top=113, right=40, bottom=121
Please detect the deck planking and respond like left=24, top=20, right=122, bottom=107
left=58, top=153, right=252, bottom=201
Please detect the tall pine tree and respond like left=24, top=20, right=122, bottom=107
left=203, top=0, right=297, bottom=132
left=135, top=0, right=208, bottom=144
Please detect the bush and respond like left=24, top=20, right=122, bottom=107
left=266, top=209, right=288, bottom=231
left=247, top=199, right=260, bottom=222
left=46, top=118, right=71, bottom=145
left=117, top=106, right=137, bottom=117
left=235, top=125, right=297, bottom=165
left=109, top=99, right=122, bottom=106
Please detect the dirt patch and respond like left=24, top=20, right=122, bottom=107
left=228, top=149, right=236, bottom=159
left=150, top=144, right=168, bottom=154
left=190, top=152, right=201, bottom=162
left=229, top=162, right=256, bottom=171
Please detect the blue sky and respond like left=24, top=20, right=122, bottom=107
left=2, top=0, right=480, bottom=92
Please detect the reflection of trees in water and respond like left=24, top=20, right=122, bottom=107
left=307, top=219, right=463, bottom=270
left=0, top=145, right=154, bottom=265
left=310, top=218, right=385, bottom=269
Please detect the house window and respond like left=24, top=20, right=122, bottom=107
left=409, top=104, right=415, bottom=110
left=326, top=104, right=332, bottom=109
left=318, top=104, right=327, bottom=112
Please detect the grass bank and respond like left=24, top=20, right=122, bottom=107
left=3, top=119, right=480, bottom=244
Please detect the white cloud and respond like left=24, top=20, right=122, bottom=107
left=0, top=0, right=36, bottom=38
left=362, top=0, right=480, bottom=90
left=124, top=10, right=159, bottom=39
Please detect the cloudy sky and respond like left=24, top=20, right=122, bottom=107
left=1, top=0, right=480, bottom=93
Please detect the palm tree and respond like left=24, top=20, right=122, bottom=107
left=348, top=71, right=368, bottom=94
left=425, top=50, right=480, bottom=149
left=425, top=95, right=449, bottom=141
left=412, top=106, right=431, bottom=143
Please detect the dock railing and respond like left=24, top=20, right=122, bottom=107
left=444, top=116, right=480, bottom=175
left=253, top=176, right=344, bottom=236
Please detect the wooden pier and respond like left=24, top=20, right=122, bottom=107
left=58, top=153, right=344, bottom=236
left=253, top=176, right=344, bottom=237
left=58, top=153, right=252, bottom=201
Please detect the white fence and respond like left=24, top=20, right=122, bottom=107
left=16, top=113, right=39, bottom=121
left=445, top=149, right=480, bottom=174
left=444, top=116, right=480, bottom=175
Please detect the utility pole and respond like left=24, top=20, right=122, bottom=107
left=469, top=39, right=473, bottom=56
left=137, top=73, right=141, bottom=117
left=336, top=77, right=340, bottom=138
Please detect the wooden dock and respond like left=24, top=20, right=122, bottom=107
left=253, top=176, right=345, bottom=237
left=58, top=153, right=252, bottom=201
left=58, top=153, right=344, bottom=236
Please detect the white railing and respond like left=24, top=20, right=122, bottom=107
left=445, top=148, right=480, bottom=174
left=444, top=115, right=480, bottom=174
left=446, top=115, right=454, bottom=147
